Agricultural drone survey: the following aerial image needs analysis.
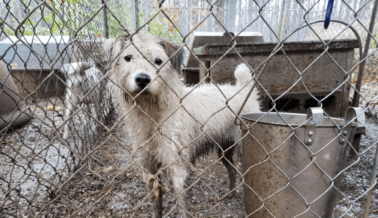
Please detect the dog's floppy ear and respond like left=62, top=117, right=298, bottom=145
left=158, top=39, right=184, bottom=75
left=93, top=38, right=116, bottom=72
left=110, top=35, right=129, bottom=60
left=102, top=34, right=129, bottom=70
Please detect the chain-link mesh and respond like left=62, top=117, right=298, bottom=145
left=1, top=0, right=378, bottom=217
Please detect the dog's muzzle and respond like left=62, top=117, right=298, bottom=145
left=135, top=73, right=151, bottom=90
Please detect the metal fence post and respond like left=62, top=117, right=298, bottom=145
left=279, top=0, right=289, bottom=41
left=132, top=0, right=139, bottom=31
left=352, top=0, right=378, bottom=107
left=101, top=0, right=109, bottom=38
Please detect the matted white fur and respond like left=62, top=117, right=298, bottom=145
left=108, top=32, right=260, bottom=217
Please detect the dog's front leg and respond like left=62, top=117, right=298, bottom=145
left=63, top=95, right=75, bottom=140
left=150, top=181, right=163, bottom=218
left=144, top=170, right=163, bottom=218
left=170, top=165, right=189, bottom=218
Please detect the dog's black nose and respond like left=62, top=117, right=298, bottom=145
left=135, top=73, right=151, bottom=89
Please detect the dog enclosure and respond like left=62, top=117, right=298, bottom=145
left=1, top=0, right=378, bottom=217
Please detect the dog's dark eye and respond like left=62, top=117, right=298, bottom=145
left=155, top=58, right=163, bottom=65
left=124, top=55, right=132, bottom=62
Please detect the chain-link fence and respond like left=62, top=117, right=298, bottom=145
left=1, top=0, right=378, bottom=217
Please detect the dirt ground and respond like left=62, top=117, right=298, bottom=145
left=1, top=97, right=378, bottom=218
left=333, top=117, right=378, bottom=218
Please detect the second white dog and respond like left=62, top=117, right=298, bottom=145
left=59, top=62, right=103, bottom=140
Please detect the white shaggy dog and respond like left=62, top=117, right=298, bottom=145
left=109, top=32, right=260, bottom=217
left=59, top=62, right=103, bottom=139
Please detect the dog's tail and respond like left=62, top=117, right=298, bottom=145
left=235, top=63, right=253, bottom=87
left=58, top=62, right=93, bottom=77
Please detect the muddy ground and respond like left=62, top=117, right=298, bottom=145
left=0, top=97, right=378, bottom=218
